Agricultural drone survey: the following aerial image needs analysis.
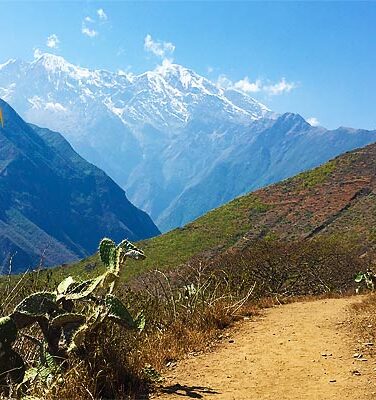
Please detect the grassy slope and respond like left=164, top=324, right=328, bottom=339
left=59, top=194, right=271, bottom=281
left=61, top=150, right=348, bottom=280
left=6, top=142, right=376, bottom=285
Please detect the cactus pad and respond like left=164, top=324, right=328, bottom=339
left=50, top=313, right=86, bottom=329
left=57, top=276, right=76, bottom=295
left=0, top=316, right=18, bottom=347
left=99, top=238, right=116, bottom=266
left=104, top=294, right=138, bottom=329
left=14, top=292, right=58, bottom=317
left=0, top=348, right=25, bottom=385
left=118, top=239, right=146, bottom=260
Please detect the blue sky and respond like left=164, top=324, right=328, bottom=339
left=0, top=1, right=375, bottom=129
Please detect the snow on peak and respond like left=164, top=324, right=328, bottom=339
left=31, top=52, right=99, bottom=80
left=0, top=53, right=274, bottom=131
left=0, top=59, right=17, bottom=70
left=33, top=52, right=70, bottom=70
left=153, top=59, right=210, bottom=91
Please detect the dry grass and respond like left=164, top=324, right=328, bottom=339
left=0, top=237, right=371, bottom=399
left=348, top=293, right=376, bottom=361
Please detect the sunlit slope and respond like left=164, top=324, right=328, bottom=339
left=62, top=141, right=376, bottom=281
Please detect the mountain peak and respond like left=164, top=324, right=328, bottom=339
left=31, top=52, right=96, bottom=80
left=152, top=59, right=210, bottom=91
left=279, top=112, right=309, bottom=125
left=32, top=52, right=70, bottom=70
left=154, top=60, right=195, bottom=77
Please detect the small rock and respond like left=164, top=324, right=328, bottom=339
left=352, top=370, right=361, bottom=376
left=329, top=379, right=336, bottom=383
left=229, top=339, right=235, bottom=343
left=166, top=361, right=177, bottom=368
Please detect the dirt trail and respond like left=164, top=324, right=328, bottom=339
left=157, top=297, right=376, bottom=399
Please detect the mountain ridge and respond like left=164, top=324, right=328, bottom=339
left=1, top=53, right=375, bottom=232
left=0, top=98, right=159, bottom=273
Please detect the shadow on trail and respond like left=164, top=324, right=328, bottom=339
left=161, top=383, right=220, bottom=398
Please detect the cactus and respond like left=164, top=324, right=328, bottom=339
left=105, top=294, right=139, bottom=329
left=0, top=316, right=25, bottom=385
left=0, top=237, right=146, bottom=392
left=0, top=347, right=25, bottom=385
left=99, top=238, right=116, bottom=267
left=14, top=292, right=58, bottom=317
left=50, top=313, right=86, bottom=329
left=355, top=268, right=376, bottom=291
left=0, top=316, right=18, bottom=345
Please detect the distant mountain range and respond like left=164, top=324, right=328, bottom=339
left=0, top=99, right=159, bottom=273
left=0, top=53, right=375, bottom=231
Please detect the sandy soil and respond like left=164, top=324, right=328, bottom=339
left=156, top=297, right=376, bottom=399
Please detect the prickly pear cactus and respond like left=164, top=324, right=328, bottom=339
left=0, top=237, right=146, bottom=391
left=14, top=292, right=58, bottom=317
left=118, top=239, right=146, bottom=260
left=0, top=316, right=18, bottom=346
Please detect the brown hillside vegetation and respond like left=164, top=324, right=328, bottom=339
left=235, top=143, right=376, bottom=247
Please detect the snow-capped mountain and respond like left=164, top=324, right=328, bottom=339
left=0, top=53, right=375, bottom=231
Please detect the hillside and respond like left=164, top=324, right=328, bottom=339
left=0, top=99, right=159, bottom=273
left=87, top=141, right=376, bottom=280
left=1, top=54, right=376, bottom=231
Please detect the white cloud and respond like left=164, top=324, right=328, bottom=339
left=207, top=66, right=214, bottom=74
left=307, top=117, right=320, bottom=126
left=216, top=74, right=297, bottom=97
left=144, top=34, right=175, bottom=59
left=234, top=77, right=262, bottom=93
left=97, top=8, right=108, bottom=21
left=46, top=34, right=60, bottom=49
left=263, top=78, right=296, bottom=96
left=81, top=10, right=108, bottom=38
left=82, top=23, right=98, bottom=38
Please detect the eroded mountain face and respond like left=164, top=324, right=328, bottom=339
left=0, top=99, right=159, bottom=272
